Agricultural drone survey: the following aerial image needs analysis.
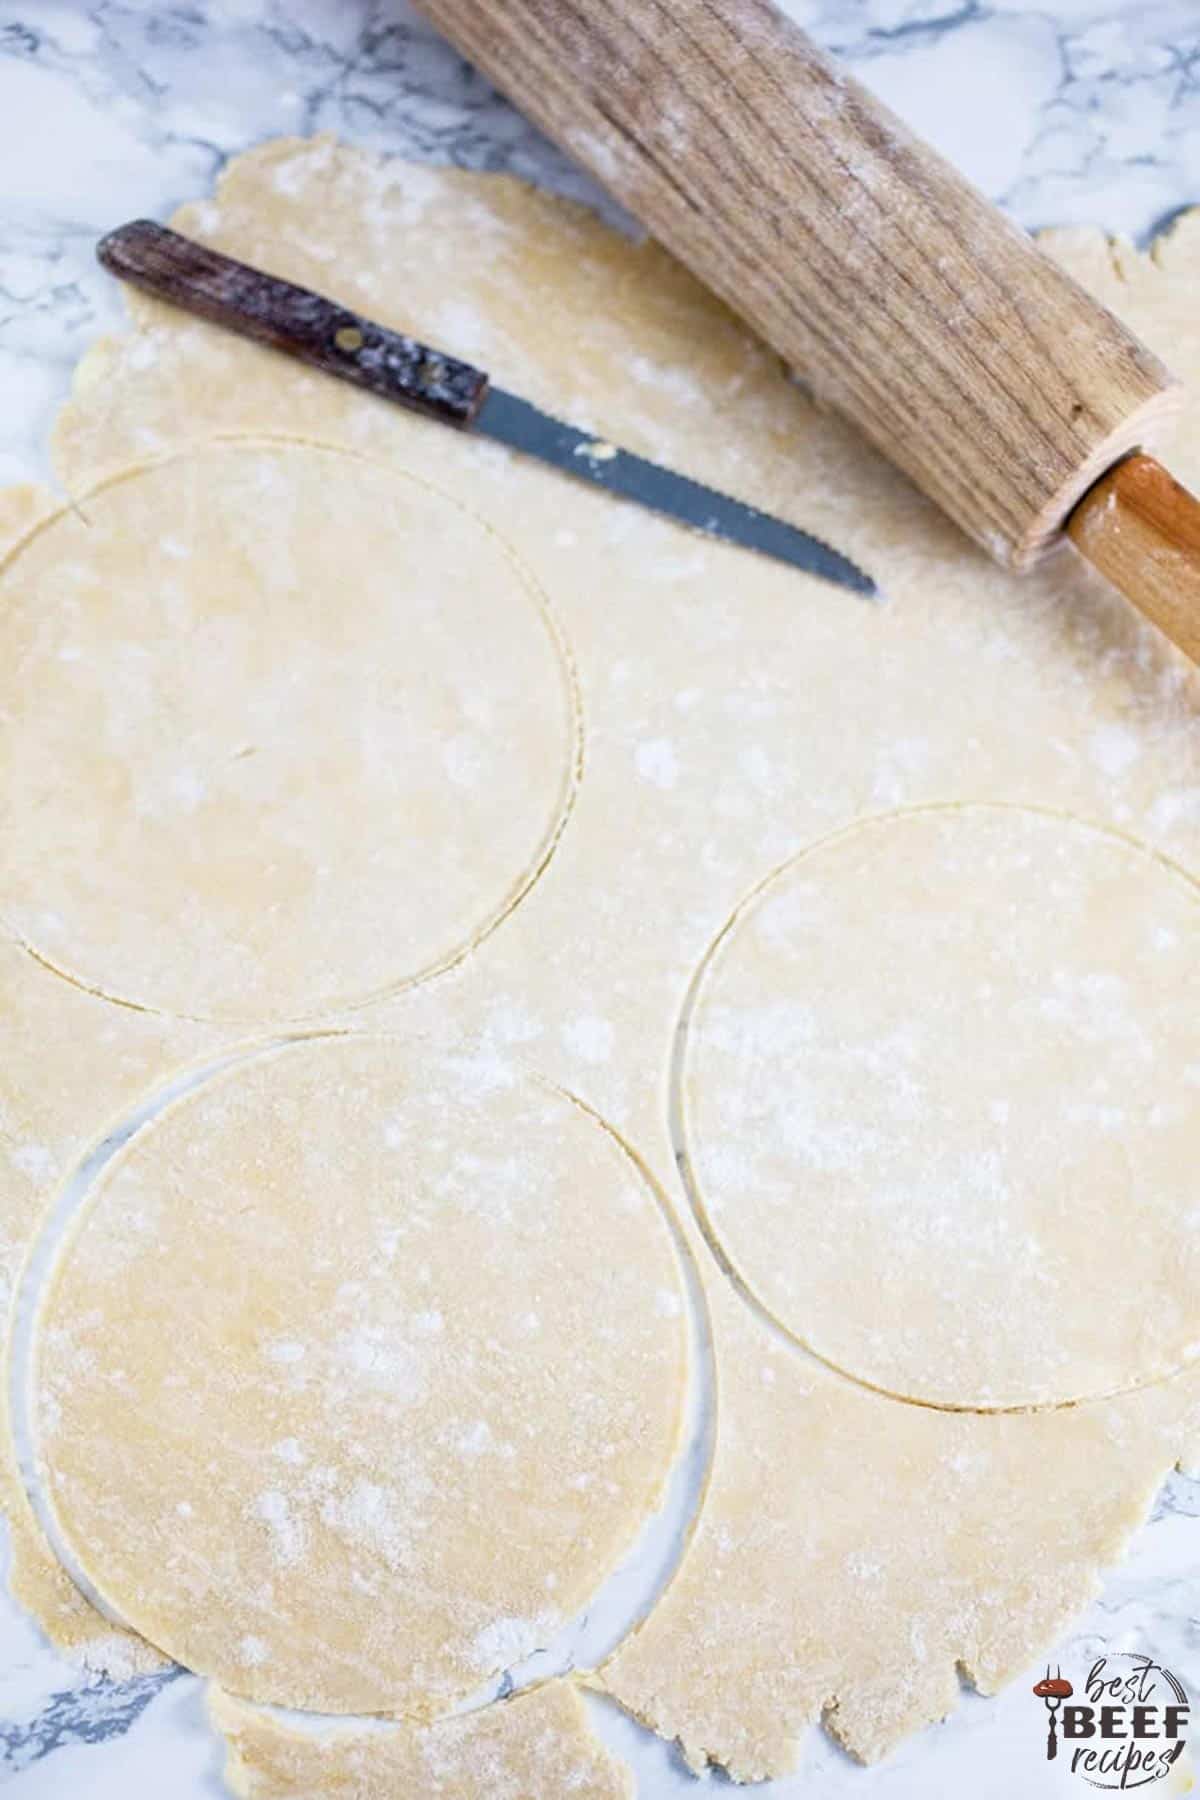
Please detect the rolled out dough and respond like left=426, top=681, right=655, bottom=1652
left=4, top=137, right=1200, bottom=1778
left=210, top=1679, right=632, bottom=1800
left=0, top=442, right=577, bottom=1023
left=682, top=803, right=1200, bottom=1410
left=33, top=1035, right=687, bottom=1715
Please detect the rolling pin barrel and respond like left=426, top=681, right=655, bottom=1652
left=415, top=0, right=1180, bottom=574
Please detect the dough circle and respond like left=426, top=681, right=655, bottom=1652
left=34, top=1035, right=687, bottom=1714
left=680, top=804, right=1200, bottom=1410
left=0, top=441, right=577, bottom=1022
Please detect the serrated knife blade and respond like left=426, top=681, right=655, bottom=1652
left=97, top=221, right=877, bottom=601
left=473, top=387, right=877, bottom=596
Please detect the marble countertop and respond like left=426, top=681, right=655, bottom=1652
left=0, top=2, right=1197, bottom=1795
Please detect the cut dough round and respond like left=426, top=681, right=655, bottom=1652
left=0, top=441, right=577, bottom=1022
left=680, top=804, right=1200, bottom=1410
left=34, top=1035, right=687, bottom=1714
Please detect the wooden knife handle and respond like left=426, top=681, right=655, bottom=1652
left=97, top=220, right=491, bottom=426
left=415, top=0, right=1179, bottom=570
left=1068, top=455, right=1200, bottom=662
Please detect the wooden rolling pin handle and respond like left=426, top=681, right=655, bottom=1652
left=1067, top=455, right=1200, bottom=664
left=414, top=0, right=1181, bottom=568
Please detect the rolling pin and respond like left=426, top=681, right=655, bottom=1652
left=415, top=0, right=1200, bottom=661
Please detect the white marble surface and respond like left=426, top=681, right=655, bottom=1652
left=0, top=2, right=1197, bottom=1795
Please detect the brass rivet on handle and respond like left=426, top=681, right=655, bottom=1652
left=334, top=325, right=364, bottom=353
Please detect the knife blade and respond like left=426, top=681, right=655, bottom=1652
left=97, top=221, right=877, bottom=601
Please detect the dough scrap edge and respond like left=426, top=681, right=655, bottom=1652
left=209, top=1677, right=634, bottom=1800
left=593, top=1422, right=1199, bottom=1776
left=591, top=1335, right=1200, bottom=1779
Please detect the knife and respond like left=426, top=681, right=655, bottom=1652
left=96, top=221, right=876, bottom=602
